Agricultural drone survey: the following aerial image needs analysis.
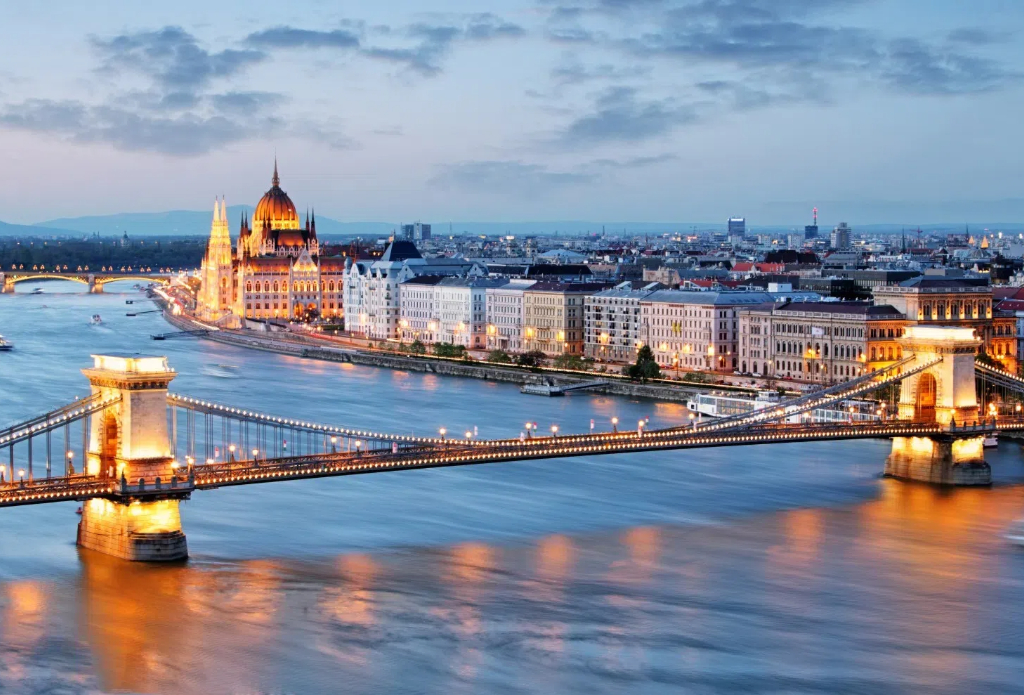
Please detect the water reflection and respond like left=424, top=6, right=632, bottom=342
left=0, top=482, right=1014, bottom=693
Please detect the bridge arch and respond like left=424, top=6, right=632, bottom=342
left=896, top=326, right=980, bottom=425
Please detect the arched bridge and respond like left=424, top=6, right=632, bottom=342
left=0, top=325, right=1013, bottom=563
left=0, top=272, right=172, bottom=294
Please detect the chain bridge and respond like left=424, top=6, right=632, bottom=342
left=0, top=325, right=1019, bottom=563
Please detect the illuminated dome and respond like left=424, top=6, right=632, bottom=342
left=253, top=160, right=299, bottom=230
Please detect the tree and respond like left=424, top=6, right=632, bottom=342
left=488, top=349, right=513, bottom=364
left=433, top=342, right=467, bottom=358
left=626, top=345, right=661, bottom=382
left=516, top=350, right=547, bottom=368
left=408, top=340, right=426, bottom=355
left=553, top=353, right=592, bottom=371
left=681, top=371, right=713, bottom=384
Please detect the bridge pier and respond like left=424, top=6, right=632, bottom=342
left=885, top=436, right=990, bottom=486
left=78, top=354, right=189, bottom=561
left=0, top=275, right=12, bottom=294
left=78, top=498, right=187, bottom=561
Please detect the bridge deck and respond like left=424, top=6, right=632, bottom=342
left=0, top=419, right=1009, bottom=508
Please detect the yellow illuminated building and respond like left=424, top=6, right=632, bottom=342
left=198, top=160, right=346, bottom=325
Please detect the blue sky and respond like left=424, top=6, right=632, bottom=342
left=1, top=0, right=1022, bottom=225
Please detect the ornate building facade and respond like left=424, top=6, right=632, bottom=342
left=197, top=162, right=346, bottom=325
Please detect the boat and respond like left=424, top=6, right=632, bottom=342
left=201, top=364, right=240, bottom=379
left=29, top=288, right=43, bottom=295
left=686, top=389, right=881, bottom=424
left=0, top=335, right=12, bottom=351
left=1006, top=518, right=1024, bottom=546
left=90, top=314, right=103, bottom=325
left=984, top=434, right=999, bottom=448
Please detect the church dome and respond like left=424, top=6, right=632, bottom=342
left=253, top=160, right=299, bottom=228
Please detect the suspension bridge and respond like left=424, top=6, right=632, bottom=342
left=0, top=325, right=1019, bottom=562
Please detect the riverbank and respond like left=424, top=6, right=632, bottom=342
left=158, top=308, right=752, bottom=404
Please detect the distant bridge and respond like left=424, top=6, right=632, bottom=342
left=0, top=272, right=172, bottom=294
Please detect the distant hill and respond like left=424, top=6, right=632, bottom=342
left=0, top=220, right=79, bottom=237
left=36, top=207, right=399, bottom=238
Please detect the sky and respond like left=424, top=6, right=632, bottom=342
left=1, top=0, right=1023, bottom=226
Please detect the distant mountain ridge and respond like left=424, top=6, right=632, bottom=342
left=34, top=207, right=398, bottom=238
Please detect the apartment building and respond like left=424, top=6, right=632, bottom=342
left=738, top=301, right=907, bottom=383
left=584, top=282, right=662, bottom=363
left=485, top=279, right=536, bottom=353
left=640, top=290, right=773, bottom=372
left=523, top=282, right=608, bottom=356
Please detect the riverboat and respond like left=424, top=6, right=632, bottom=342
left=686, top=390, right=880, bottom=424
left=0, top=335, right=12, bottom=351
left=90, top=314, right=102, bottom=325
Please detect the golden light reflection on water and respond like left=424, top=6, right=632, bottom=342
left=4, top=480, right=1023, bottom=694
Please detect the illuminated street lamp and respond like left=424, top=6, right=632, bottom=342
left=611, top=416, right=619, bottom=433
left=551, top=425, right=559, bottom=438
left=439, top=427, right=447, bottom=441
left=638, top=419, right=645, bottom=437
left=355, top=440, right=363, bottom=454
left=330, top=436, right=338, bottom=453
left=67, top=450, right=74, bottom=476
left=252, top=449, right=259, bottom=460
left=229, top=444, right=236, bottom=462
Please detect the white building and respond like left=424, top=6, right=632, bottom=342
left=485, top=279, right=537, bottom=353
left=584, top=282, right=662, bottom=363
left=343, top=240, right=484, bottom=340
left=399, top=276, right=507, bottom=348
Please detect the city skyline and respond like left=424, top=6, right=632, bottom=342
left=1, top=0, right=1022, bottom=224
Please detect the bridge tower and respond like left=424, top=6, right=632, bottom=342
left=77, top=354, right=188, bottom=561
left=0, top=273, right=12, bottom=294
left=87, top=274, right=102, bottom=293
left=885, top=326, right=989, bottom=485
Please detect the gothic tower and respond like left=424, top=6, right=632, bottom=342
left=198, top=197, right=235, bottom=321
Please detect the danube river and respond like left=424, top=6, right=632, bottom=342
left=3, top=283, right=1024, bottom=694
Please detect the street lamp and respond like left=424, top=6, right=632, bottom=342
left=229, top=444, right=236, bottom=461
left=331, top=436, right=338, bottom=453
left=355, top=440, right=363, bottom=454
left=67, top=451, right=74, bottom=475
left=638, top=419, right=645, bottom=437
left=439, top=427, right=446, bottom=441
left=252, top=448, right=259, bottom=460
left=611, top=416, right=619, bottom=433
left=551, top=425, right=559, bottom=437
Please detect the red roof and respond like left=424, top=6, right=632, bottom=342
left=732, top=262, right=754, bottom=272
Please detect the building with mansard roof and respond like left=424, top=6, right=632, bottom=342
left=196, top=160, right=346, bottom=326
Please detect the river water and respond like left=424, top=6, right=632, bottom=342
left=2, top=283, right=1024, bottom=694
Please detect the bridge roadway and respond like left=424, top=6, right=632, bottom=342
left=0, top=418, right=1008, bottom=508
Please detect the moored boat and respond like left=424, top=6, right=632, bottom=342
left=0, top=335, right=12, bottom=351
left=686, top=389, right=880, bottom=424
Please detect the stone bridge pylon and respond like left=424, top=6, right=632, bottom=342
left=77, top=354, right=189, bottom=561
left=885, top=326, right=989, bottom=486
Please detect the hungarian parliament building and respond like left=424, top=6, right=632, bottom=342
left=197, top=161, right=347, bottom=325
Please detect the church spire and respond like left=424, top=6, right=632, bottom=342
left=272, top=157, right=280, bottom=187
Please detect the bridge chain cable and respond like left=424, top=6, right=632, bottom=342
left=0, top=394, right=120, bottom=449
left=680, top=356, right=939, bottom=433
left=975, top=363, right=1024, bottom=394
left=167, top=394, right=450, bottom=446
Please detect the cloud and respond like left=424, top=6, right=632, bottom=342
left=0, top=98, right=278, bottom=155
left=883, top=39, right=1022, bottom=95
left=247, top=14, right=525, bottom=77
left=946, top=28, right=1010, bottom=46
left=245, top=26, right=361, bottom=50
left=432, top=160, right=595, bottom=196
left=209, top=91, right=285, bottom=114
left=555, top=87, right=694, bottom=146
left=551, top=59, right=650, bottom=85
left=92, top=26, right=265, bottom=94
left=590, top=153, right=678, bottom=168
left=0, top=27, right=349, bottom=156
